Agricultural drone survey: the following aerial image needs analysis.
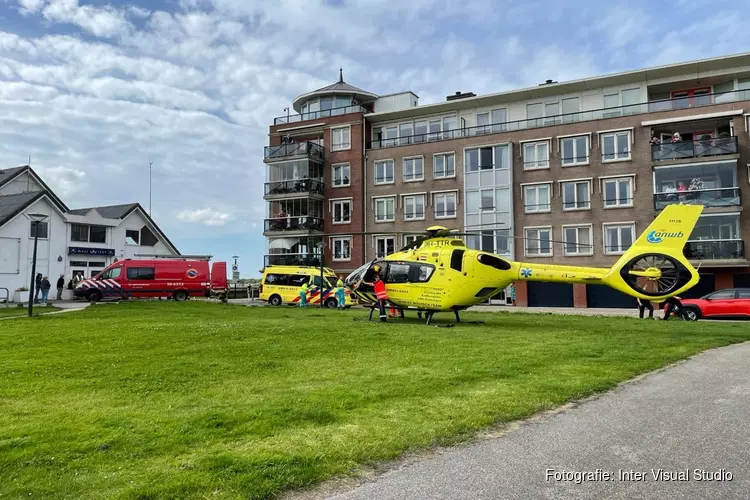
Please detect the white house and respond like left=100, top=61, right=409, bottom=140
left=0, top=165, right=179, bottom=301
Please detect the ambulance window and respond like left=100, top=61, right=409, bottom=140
left=264, top=274, right=288, bottom=286
left=288, top=275, right=308, bottom=287
left=100, top=267, right=121, bottom=280
left=127, top=267, right=155, bottom=280
left=386, top=263, right=410, bottom=283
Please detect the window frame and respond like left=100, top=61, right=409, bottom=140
left=331, top=236, right=352, bottom=262
left=523, top=226, right=553, bottom=257
left=599, top=129, right=632, bottom=163
left=601, top=175, right=635, bottom=209
left=559, top=134, right=591, bottom=167
left=374, top=196, right=396, bottom=223
left=562, top=224, right=594, bottom=256
left=330, top=125, right=351, bottom=151
left=560, top=179, right=592, bottom=211
left=433, top=152, right=456, bottom=179
left=602, top=222, right=636, bottom=255
left=331, top=198, right=352, bottom=225
left=331, top=162, right=351, bottom=188
left=374, top=159, right=395, bottom=185
left=374, top=235, right=396, bottom=258
left=433, top=190, right=458, bottom=219
left=29, top=219, right=49, bottom=239
left=522, top=139, right=551, bottom=170
left=522, top=182, right=552, bottom=214
left=402, top=156, right=425, bottom=182
left=402, top=193, right=426, bottom=221
left=403, top=234, right=420, bottom=246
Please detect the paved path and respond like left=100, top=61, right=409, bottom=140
left=0, top=301, right=90, bottom=320
left=326, top=342, right=750, bottom=500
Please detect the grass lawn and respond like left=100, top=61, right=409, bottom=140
left=1, top=302, right=749, bottom=499
left=0, top=304, right=62, bottom=318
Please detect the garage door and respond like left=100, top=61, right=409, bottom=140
left=527, top=282, right=574, bottom=307
left=680, top=273, right=715, bottom=299
left=733, top=273, right=750, bottom=288
left=586, top=284, right=637, bottom=309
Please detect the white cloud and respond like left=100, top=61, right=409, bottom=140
left=34, top=165, right=87, bottom=199
left=176, top=208, right=233, bottom=227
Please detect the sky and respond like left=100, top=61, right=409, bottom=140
left=1, top=0, right=749, bottom=277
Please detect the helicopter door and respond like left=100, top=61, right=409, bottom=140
left=344, top=259, right=378, bottom=290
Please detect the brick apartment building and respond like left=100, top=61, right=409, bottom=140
left=263, top=54, right=750, bottom=308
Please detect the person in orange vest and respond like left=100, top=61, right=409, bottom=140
left=364, top=269, right=389, bottom=322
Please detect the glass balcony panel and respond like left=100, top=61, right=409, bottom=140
left=684, top=240, right=745, bottom=260
left=651, top=136, right=738, bottom=161
left=653, top=162, right=739, bottom=209
left=264, top=141, right=324, bottom=161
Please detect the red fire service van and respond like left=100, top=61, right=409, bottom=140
left=74, top=257, right=227, bottom=302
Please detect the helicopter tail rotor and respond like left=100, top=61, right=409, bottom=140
left=601, top=204, right=703, bottom=301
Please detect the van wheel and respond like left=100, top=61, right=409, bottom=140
left=89, top=290, right=102, bottom=303
left=174, top=291, right=189, bottom=302
left=324, top=298, right=337, bottom=309
left=269, top=295, right=282, bottom=306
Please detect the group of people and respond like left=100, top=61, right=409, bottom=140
left=636, top=296, right=687, bottom=320
left=298, top=278, right=347, bottom=309
left=33, top=273, right=78, bottom=304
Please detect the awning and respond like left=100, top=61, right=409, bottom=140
left=268, top=238, right=297, bottom=250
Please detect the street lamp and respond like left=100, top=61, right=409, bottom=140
left=317, top=241, right=326, bottom=308
left=27, top=212, right=49, bottom=318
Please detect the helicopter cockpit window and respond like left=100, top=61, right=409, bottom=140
left=415, top=265, right=434, bottom=282
left=386, top=263, right=410, bottom=283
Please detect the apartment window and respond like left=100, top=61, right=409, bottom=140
left=332, top=236, right=351, bottom=261
left=71, top=224, right=107, bottom=244
left=403, top=157, right=424, bottom=182
left=29, top=220, right=49, bottom=239
left=560, top=135, right=589, bottom=166
left=399, top=123, right=413, bottom=145
left=331, top=126, right=350, bottom=151
left=523, top=141, right=549, bottom=169
left=561, top=180, right=591, bottom=210
left=523, top=184, right=551, bottom=213
left=604, top=223, right=635, bottom=255
left=562, top=97, right=580, bottom=122
left=403, top=234, right=420, bottom=246
left=375, top=236, right=396, bottom=258
left=601, top=131, right=631, bottom=162
left=375, top=197, right=395, bottom=222
left=465, top=144, right=509, bottom=171
left=433, top=153, right=455, bottom=178
left=563, top=225, right=593, bottom=256
left=332, top=199, right=351, bottom=224
left=403, top=194, right=425, bottom=220
left=602, top=177, right=633, bottom=208
left=332, top=163, right=350, bottom=187
left=524, top=227, right=552, bottom=256
left=434, top=192, right=457, bottom=218
left=375, top=160, right=394, bottom=184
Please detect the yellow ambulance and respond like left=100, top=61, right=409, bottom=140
left=259, top=265, right=356, bottom=307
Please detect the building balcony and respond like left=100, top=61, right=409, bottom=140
left=264, top=217, right=323, bottom=236
left=273, top=104, right=369, bottom=126
left=264, top=141, right=324, bottom=162
left=651, top=136, right=738, bottom=162
left=653, top=187, right=741, bottom=210
left=684, top=240, right=745, bottom=260
left=264, top=179, right=324, bottom=199
left=264, top=253, right=322, bottom=267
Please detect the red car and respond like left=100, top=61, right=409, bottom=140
left=666, top=288, right=750, bottom=321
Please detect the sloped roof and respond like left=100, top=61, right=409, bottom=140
left=0, top=191, right=45, bottom=227
left=0, top=165, right=69, bottom=212
left=0, top=166, right=28, bottom=189
left=67, top=203, right=139, bottom=218
left=291, top=69, right=378, bottom=112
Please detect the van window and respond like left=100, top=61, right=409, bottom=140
left=127, top=267, right=155, bottom=280
left=312, top=275, right=334, bottom=287
left=99, top=267, right=121, bottom=280
left=288, top=274, right=309, bottom=287
left=264, top=273, right=289, bottom=286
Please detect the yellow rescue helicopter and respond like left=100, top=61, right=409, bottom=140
left=344, top=204, right=704, bottom=324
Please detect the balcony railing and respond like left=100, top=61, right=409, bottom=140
left=684, top=240, right=745, bottom=260
left=651, top=136, right=738, bottom=162
left=264, top=179, right=324, bottom=197
left=264, top=141, right=324, bottom=161
left=265, top=254, right=322, bottom=267
left=367, top=89, right=750, bottom=150
left=273, top=105, right=368, bottom=125
left=264, top=217, right=323, bottom=233
left=653, top=187, right=741, bottom=210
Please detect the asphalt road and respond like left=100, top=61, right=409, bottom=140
left=327, top=341, right=750, bottom=500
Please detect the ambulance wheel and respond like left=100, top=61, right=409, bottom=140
left=173, top=290, right=189, bottom=302
left=324, top=298, right=337, bottom=309
left=88, top=290, right=102, bottom=303
left=269, top=295, right=282, bottom=306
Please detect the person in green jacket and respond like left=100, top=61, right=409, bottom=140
left=299, top=282, right=308, bottom=307
left=335, top=278, right=346, bottom=309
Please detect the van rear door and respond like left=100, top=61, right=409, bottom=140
left=211, top=262, right=227, bottom=291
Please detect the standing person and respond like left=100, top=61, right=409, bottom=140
left=298, top=281, right=309, bottom=308
left=335, top=278, right=346, bottom=310
left=39, top=276, right=51, bottom=305
left=662, top=296, right=685, bottom=320
left=56, top=274, right=65, bottom=301
left=363, top=269, right=388, bottom=322
left=33, top=273, right=42, bottom=304
left=637, top=297, right=654, bottom=319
